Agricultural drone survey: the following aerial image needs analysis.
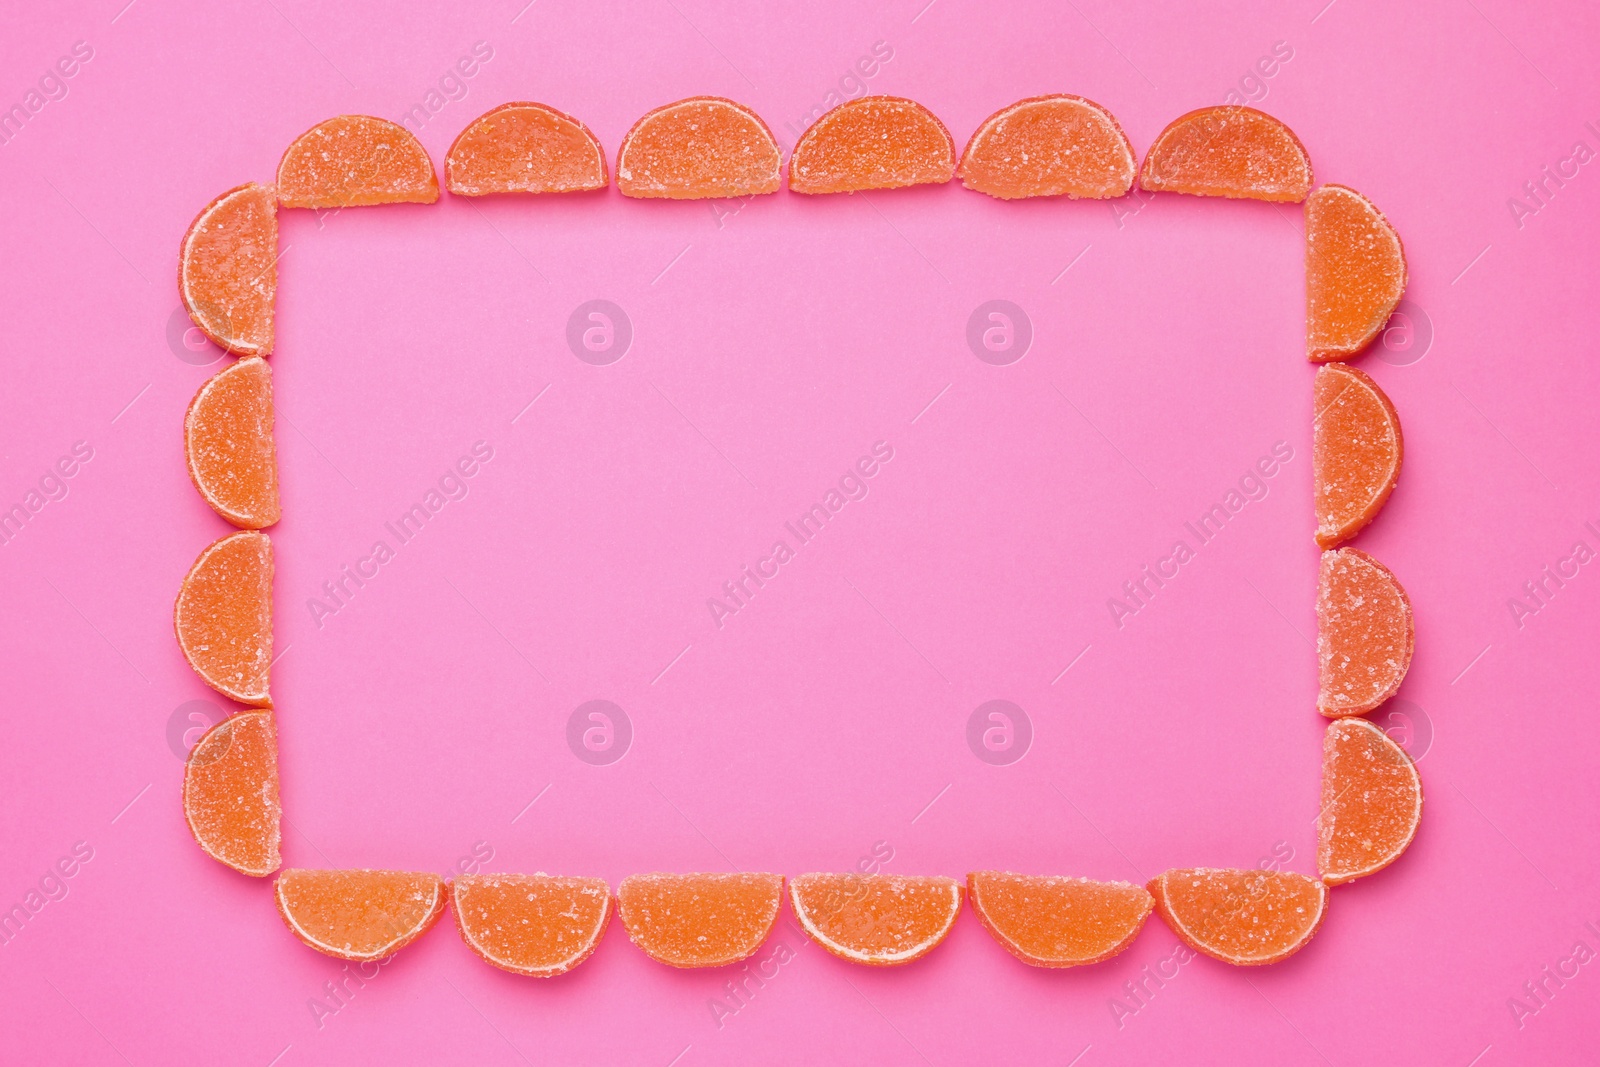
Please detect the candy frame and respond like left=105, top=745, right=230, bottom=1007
left=175, top=96, right=1418, bottom=974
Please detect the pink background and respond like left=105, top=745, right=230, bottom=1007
left=3, top=0, right=1598, bottom=1063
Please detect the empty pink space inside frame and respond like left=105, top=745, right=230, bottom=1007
left=2, top=1, right=1599, bottom=1065
left=270, top=174, right=1314, bottom=858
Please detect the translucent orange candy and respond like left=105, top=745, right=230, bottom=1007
left=178, top=183, right=277, bottom=356
left=789, top=872, right=962, bottom=966
left=452, top=873, right=612, bottom=977
left=967, top=871, right=1152, bottom=967
left=1318, top=547, right=1414, bottom=717
left=275, top=868, right=447, bottom=961
left=1306, top=183, right=1408, bottom=360
left=1314, top=363, right=1402, bottom=548
left=1318, top=718, right=1423, bottom=885
left=175, top=530, right=273, bottom=707
left=277, top=115, right=439, bottom=209
left=789, top=96, right=954, bottom=194
left=183, top=710, right=280, bottom=877
left=185, top=357, right=280, bottom=529
left=617, top=872, right=781, bottom=967
left=958, top=95, right=1135, bottom=200
left=1138, top=106, right=1312, bottom=202
left=445, top=102, right=608, bottom=196
left=1149, top=868, right=1327, bottom=966
left=616, top=97, right=781, bottom=200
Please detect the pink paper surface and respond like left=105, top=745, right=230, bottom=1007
left=2, top=1, right=1598, bottom=1063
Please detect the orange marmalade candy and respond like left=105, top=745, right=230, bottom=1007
left=276, top=868, right=446, bottom=961
left=968, top=871, right=1151, bottom=967
left=185, top=357, right=280, bottom=529
left=276, top=115, right=439, bottom=208
left=789, top=96, right=954, bottom=194
left=1306, top=183, right=1408, bottom=361
left=1319, top=718, right=1423, bottom=885
left=1314, top=363, right=1402, bottom=548
left=452, top=873, right=612, bottom=977
left=445, top=102, right=608, bottom=196
left=183, top=710, right=280, bottom=877
left=789, top=872, right=962, bottom=966
left=1318, top=548, right=1415, bottom=717
left=958, top=95, right=1135, bottom=200
left=175, top=530, right=273, bottom=707
left=617, top=872, right=781, bottom=967
left=178, top=183, right=277, bottom=356
left=616, top=97, right=781, bottom=200
left=1139, top=106, right=1312, bottom=202
left=1149, top=868, right=1327, bottom=966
